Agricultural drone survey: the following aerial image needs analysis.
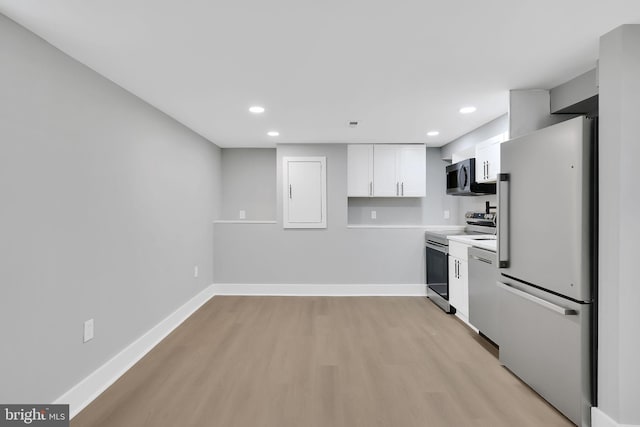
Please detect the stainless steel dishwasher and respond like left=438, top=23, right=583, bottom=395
left=468, top=246, right=499, bottom=345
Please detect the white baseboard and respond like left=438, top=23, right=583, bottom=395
left=54, top=284, right=216, bottom=419
left=212, top=283, right=428, bottom=296
left=592, top=407, right=640, bottom=427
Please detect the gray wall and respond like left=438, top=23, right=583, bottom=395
left=221, top=148, right=276, bottom=220
left=214, top=144, right=432, bottom=284
left=0, top=15, right=221, bottom=403
left=347, top=148, right=458, bottom=225
left=550, top=68, right=598, bottom=113
left=440, top=114, right=508, bottom=161
left=597, top=24, right=640, bottom=425
left=508, top=89, right=568, bottom=139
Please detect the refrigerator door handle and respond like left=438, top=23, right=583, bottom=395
left=497, top=282, right=577, bottom=316
left=497, top=173, right=510, bottom=268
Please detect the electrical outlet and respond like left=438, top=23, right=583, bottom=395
left=444, top=210, right=450, bottom=219
left=84, top=319, right=94, bottom=343
left=194, top=265, right=199, bottom=278
left=371, top=210, right=377, bottom=219
left=239, top=210, right=246, bottom=219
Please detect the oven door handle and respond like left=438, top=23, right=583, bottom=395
left=426, top=242, right=448, bottom=253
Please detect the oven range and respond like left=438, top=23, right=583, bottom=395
left=425, top=211, right=496, bottom=313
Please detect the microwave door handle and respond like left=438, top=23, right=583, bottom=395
left=497, top=173, right=510, bottom=268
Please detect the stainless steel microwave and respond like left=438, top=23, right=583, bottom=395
left=446, top=158, right=496, bottom=196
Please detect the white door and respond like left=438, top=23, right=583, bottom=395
left=398, top=145, right=426, bottom=196
left=449, top=257, right=461, bottom=311
left=457, top=259, right=469, bottom=318
left=485, top=142, right=501, bottom=182
left=283, top=157, right=327, bottom=228
left=347, top=144, right=373, bottom=197
left=373, top=145, right=398, bottom=196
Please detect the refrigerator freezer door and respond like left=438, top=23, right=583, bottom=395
left=499, top=117, right=592, bottom=302
left=497, top=279, right=591, bottom=426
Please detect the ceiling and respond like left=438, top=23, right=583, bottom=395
left=1, top=1, right=640, bottom=148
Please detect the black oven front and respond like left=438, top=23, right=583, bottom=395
left=426, top=240, right=455, bottom=314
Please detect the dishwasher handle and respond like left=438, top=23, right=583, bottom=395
left=471, top=255, right=493, bottom=265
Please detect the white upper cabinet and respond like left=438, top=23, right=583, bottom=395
left=347, top=144, right=374, bottom=197
left=475, top=133, right=507, bottom=183
left=283, top=156, right=327, bottom=228
left=348, top=144, right=425, bottom=197
left=397, top=145, right=426, bottom=197
left=373, top=145, right=400, bottom=196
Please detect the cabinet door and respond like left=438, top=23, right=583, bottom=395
left=347, top=145, right=374, bottom=197
left=398, top=145, right=426, bottom=197
left=485, top=142, right=501, bottom=182
left=373, top=145, right=399, bottom=196
left=449, top=257, right=461, bottom=311
left=458, top=259, right=469, bottom=318
left=475, top=134, right=505, bottom=183
left=476, top=145, right=490, bottom=182
left=283, top=157, right=326, bottom=228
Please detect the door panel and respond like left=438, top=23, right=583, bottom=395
left=373, top=145, right=398, bottom=196
left=398, top=145, right=426, bottom=196
left=497, top=278, right=590, bottom=426
left=499, top=117, right=591, bottom=301
left=347, top=145, right=373, bottom=196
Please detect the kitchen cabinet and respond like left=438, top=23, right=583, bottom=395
left=448, top=241, right=470, bottom=319
left=347, top=144, right=425, bottom=197
left=282, top=156, right=326, bottom=228
left=475, top=133, right=506, bottom=183
left=347, top=144, right=374, bottom=196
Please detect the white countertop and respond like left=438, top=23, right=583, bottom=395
left=447, top=235, right=497, bottom=252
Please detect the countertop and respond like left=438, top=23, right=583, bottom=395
left=447, top=235, right=497, bottom=252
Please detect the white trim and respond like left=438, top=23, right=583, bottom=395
left=213, top=220, right=277, bottom=224
left=212, top=283, right=427, bottom=296
left=347, top=224, right=466, bottom=230
left=592, top=407, right=639, bottom=427
left=54, top=284, right=216, bottom=419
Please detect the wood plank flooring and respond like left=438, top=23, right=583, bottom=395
left=71, top=296, right=574, bottom=427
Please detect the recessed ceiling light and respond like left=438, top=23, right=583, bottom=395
left=249, top=106, right=265, bottom=114
left=459, top=106, right=477, bottom=114
left=267, top=131, right=279, bottom=137
left=427, top=131, right=440, bottom=137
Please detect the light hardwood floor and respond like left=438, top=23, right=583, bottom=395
left=71, top=296, right=574, bottom=427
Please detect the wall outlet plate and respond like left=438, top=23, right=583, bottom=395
left=371, top=210, right=377, bottom=219
left=84, top=319, right=94, bottom=343
left=194, top=265, right=199, bottom=278
left=239, top=210, right=246, bottom=219
left=444, top=210, right=450, bottom=219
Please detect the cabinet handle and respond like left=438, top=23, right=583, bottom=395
left=396, top=182, right=399, bottom=196
left=289, top=184, right=292, bottom=199
left=369, top=181, right=373, bottom=196
left=457, top=260, right=460, bottom=278
left=401, top=182, right=404, bottom=196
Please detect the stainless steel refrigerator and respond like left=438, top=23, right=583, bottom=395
left=497, top=116, right=596, bottom=427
